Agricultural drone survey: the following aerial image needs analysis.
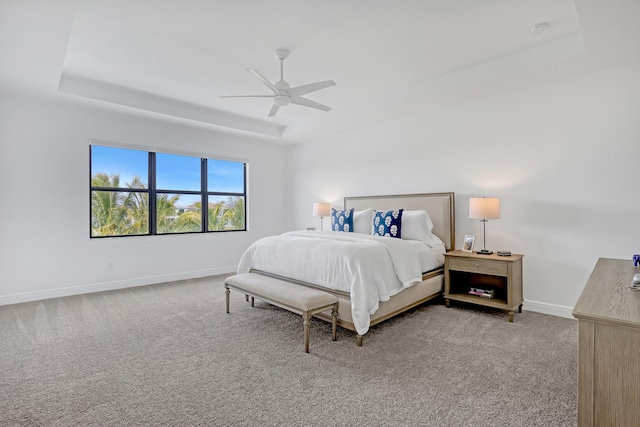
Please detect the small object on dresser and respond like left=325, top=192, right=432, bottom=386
left=497, top=250, right=511, bottom=257
left=629, top=274, right=640, bottom=291
left=633, top=254, right=640, bottom=267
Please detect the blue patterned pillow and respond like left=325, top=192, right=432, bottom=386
left=372, top=209, right=403, bottom=238
left=331, top=208, right=354, bottom=232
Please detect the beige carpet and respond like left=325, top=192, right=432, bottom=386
left=0, top=275, right=577, bottom=426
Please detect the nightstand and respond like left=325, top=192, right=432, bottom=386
left=444, top=250, right=523, bottom=322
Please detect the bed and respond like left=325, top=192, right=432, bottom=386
left=237, top=192, right=455, bottom=345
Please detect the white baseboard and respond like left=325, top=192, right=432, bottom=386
left=0, top=266, right=237, bottom=307
left=523, top=299, right=574, bottom=319
left=3, top=273, right=578, bottom=321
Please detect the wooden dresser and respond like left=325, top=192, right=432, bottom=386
left=572, top=258, right=640, bottom=426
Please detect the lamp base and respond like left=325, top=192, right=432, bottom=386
left=477, top=249, right=493, bottom=255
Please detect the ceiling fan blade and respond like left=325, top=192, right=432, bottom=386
left=247, top=68, right=279, bottom=93
left=268, top=104, right=280, bottom=117
left=288, top=80, right=336, bottom=97
left=219, top=95, right=274, bottom=98
left=290, top=96, right=332, bottom=112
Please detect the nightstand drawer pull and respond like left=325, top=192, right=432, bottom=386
left=473, top=263, right=480, bottom=269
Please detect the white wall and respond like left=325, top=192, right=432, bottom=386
left=286, top=61, right=640, bottom=317
left=2, top=0, right=639, bottom=317
left=0, top=93, right=287, bottom=305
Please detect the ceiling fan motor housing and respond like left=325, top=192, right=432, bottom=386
left=274, top=79, right=291, bottom=106
left=274, top=94, right=290, bottom=106
left=275, top=80, right=290, bottom=90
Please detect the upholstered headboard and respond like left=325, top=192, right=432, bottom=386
left=344, top=192, right=455, bottom=251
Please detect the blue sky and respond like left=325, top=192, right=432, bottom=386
left=91, top=146, right=245, bottom=194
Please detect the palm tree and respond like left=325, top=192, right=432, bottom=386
left=123, top=176, right=149, bottom=234
left=91, top=174, right=154, bottom=236
left=207, top=200, right=226, bottom=231
left=170, top=207, right=202, bottom=232
left=91, top=173, right=128, bottom=236
left=156, top=193, right=182, bottom=233
left=91, top=173, right=243, bottom=235
left=222, top=196, right=245, bottom=230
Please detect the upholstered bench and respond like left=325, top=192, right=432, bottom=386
left=225, top=273, right=338, bottom=353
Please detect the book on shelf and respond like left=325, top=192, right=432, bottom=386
left=469, top=287, right=494, bottom=294
left=468, top=287, right=495, bottom=298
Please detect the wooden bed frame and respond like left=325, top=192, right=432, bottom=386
left=255, top=192, right=455, bottom=346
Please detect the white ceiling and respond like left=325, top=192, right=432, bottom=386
left=0, top=0, right=602, bottom=142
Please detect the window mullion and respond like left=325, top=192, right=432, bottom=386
left=149, top=152, right=157, bottom=235
left=244, top=163, right=247, bottom=231
left=201, top=158, right=207, bottom=232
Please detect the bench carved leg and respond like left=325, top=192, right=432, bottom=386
left=331, top=306, right=338, bottom=341
left=356, top=334, right=363, bottom=347
left=225, top=285, right=230, bottom=314
left=303, top=312, right=311, bottom=353
left=251, top=296, right=254, bottom=307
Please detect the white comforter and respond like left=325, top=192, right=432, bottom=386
left=237, top=231, right=424, bottom=335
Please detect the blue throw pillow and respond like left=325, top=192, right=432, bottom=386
left=331, top=208, right=354, bottom=232
left=372, top=209, right=403, bottom=238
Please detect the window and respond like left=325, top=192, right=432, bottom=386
left=207, top=159, right=245, bottom=232
left=155, top=153, right=202, bottom=234
left=90, top=144, right=246, bottom=238
left=90, top=146, right=150, bottom=237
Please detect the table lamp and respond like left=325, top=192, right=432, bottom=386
left=312, top=202, right=330, bottom=231
left=469, top=197, right=500, bottom=255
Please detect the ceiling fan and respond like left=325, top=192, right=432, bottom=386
left=220, top=49, right=336, bottom=117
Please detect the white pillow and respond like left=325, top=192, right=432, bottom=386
left=353, top=208, right=373, bottom=234
left=401, top=210, right=435, bottom=247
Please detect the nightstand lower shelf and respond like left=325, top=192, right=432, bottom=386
left=444, top=294, right=522, bottom=321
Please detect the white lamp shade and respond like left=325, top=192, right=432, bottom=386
left=469, top=197, right=500, bottom=219
left=312, top=202, right=330, bottom=217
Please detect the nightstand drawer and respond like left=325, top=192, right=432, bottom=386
left=447, top=257, right=508, bottom=276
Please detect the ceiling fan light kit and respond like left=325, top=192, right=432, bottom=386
left=274, top=95, right=290, bottom=106
left=221, top=49, right=335, bottom=117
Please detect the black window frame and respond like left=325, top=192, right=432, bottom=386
left=90, top=145, right=247, bottom=238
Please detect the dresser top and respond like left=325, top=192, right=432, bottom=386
left=573, top=258, right=640, bottom=327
